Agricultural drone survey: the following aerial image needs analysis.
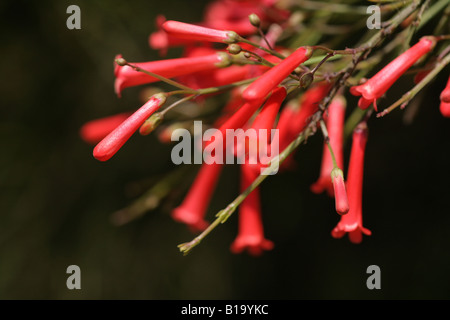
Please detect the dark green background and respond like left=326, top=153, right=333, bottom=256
left=1, top=0, right=450, bottom=299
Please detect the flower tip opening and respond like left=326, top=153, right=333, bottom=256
left=230, top=236, right=274, bottom=256
left=172, top=207, right=209, bottom=233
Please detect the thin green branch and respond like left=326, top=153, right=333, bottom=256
left=377, top=52, right=450, bottom=117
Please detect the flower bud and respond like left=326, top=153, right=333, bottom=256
left=139, top=112, right=164, bottom=136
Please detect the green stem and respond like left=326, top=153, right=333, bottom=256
left=178, top=0, right=424, bottom=255
left=377, top=52, right=450, bottom=117
left=237, top=36, right=286, bottom=60
left=418, top=0, right=450, bottom=30
left=122, top=61, right=197, bottom=93
left=178, top=117, right=316, bottom=255
left=319, top=120, right=339, bottom=169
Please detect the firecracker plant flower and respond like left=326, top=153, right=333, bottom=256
left=350, top=36, right=436, bottom=111
left=80, top=0, right=450, bottom=256
left=331, top=123, right=371, bottom=243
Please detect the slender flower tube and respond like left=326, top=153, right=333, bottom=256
left=350, top=36, right=435, bottom=111
left=283, top=82, right=331, bottom=144
left=230, top=163, right=274, bottom=256
left=273, top=100, right=299, bottom=171
left=171, top=92, right=249, bottom=232
left=172, top=162, right=222, bottom=232
left=217, top=98, right=265, bottom=156
left=331, top=123, right=371, bottom=243
left=310, top=95, right=346, bottom=197
left=149, top=29, right=200, bottom=55
left=247, top=87, right=286, bottom=171
left=80, top=112, right=132, bottom=145
left=440, top=75, right=450, bottom=103
left=331, top=168, right=349, bottom=215
left=242, top=46, right=313, bottom=101
left=93, top=94, right=166, bottom=161
left=162, top=20, right=239, bottom=44
left=114, top=52, right=231, bottom=96
left=148, top=15, right=202, bottom=55
left=275, top=82, right=331, bottom=171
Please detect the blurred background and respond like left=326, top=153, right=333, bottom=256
left=1, top=0, right=450, bottom=299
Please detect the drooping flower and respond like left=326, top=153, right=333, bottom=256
left=350, top=36, right=436, bottom=111
left=114, top=52, right=231, bottom=96
left=331, top=167, right=349, bottom=215
left=242, top=46, right=313, bottom=101
left=80, top=112, right=132, bottom=145
left=162, top=20, right=239, bottom=44
left=172, top=162, right=222, bottom=232
left=93, top=94, right=166, bottom=161
left=172, top=91, right=259, bottom=232
left=331, top=123, right=371, bottom=243
left=282, top=82, right=331, bottom=146
left=230, top=163, right=274, bottom=256
left=440, top=74, right=450, bottom=103
left=310, top=95, right=346, bottom=197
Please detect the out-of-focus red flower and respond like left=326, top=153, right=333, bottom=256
left=80, top=112, right=132, bottom=145
left=440, top=101, right=450, bottom=117
left=230, top=162, right=274, bottom=256
left=203, top=0, right=290, bottom=36
left=172, top=162, right=222, bottom=232
left=440, top=74, right=450, bottom=103
left=276, top=82, right=332, bottom=171
left=162, top=20, right=239, bottom=43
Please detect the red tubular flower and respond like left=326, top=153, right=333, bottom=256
left=148, top=15, right=202, bottom=55
left=175, top=46, right=268, bottom=90
left=248, top=87, right=286, bottom=170
left=310, top=95, right=346, bottom=197
left=230, top=163, right=274, bottom=256
left=275, top=82, right=331, bottom=171
left=242, top=46, right=313, bottom=101
left=114, top=52, right=231, bottom=96
left=350, top=36, right=435, bottom=111
left=217, top=98, right=265, bottom=152
left=172, top=162, right=222, bottom=232
left=171, top=90, right=250, bottom=232
left=331, top=168, right=349, bottom=215
left=203, top=0, right=290, bottom=36
left=331, top=123, right=371, bottom=243
left=80, top=112, right=132, bottom=145
left=272, top=100, right=299, bottom=171
left=93, top=94, right=166, bottom=161
left=251, top=87, right=286, bottom=140
left=149, top=29, right=200, bottom=56
left=162, top=20, right=239, bottom=44
left=440, top=75, right=450, bottom=103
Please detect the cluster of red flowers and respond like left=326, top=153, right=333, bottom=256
left=80, top=0, right=450, bottom=256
